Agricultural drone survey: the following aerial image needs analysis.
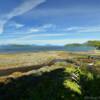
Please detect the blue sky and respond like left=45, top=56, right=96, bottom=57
left=0, top=0, right=100, bottom=45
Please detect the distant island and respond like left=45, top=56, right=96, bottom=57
left=65, top=40, right=100, bottom=50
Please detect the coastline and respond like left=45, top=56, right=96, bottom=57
left=0, top=50, right=99, bottom=76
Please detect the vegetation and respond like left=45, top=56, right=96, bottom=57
left=65, top=40, right=100, bottom=50
left=0, top=64, right=100, bottom=100
left=65, top=43, right=83, bottom=47
left=86, top=40, right=100, bottom=49
left=0, top=51, right=100, bottom=100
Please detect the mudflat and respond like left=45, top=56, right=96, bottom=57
left=0, top=51, right=71, bottom=69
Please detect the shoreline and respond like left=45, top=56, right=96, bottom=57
left=0, top=50, right=99, bottom=77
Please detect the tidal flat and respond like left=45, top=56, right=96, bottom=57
left=0, top=51, right=72, bottom=69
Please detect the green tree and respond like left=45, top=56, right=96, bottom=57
left=86, top=40, right=100, bottom=49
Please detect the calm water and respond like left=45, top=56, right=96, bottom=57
left=0, top=45, right=95, bottom=53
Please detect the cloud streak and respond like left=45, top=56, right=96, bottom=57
left=64, top=26, right=100, bottom=33
left=0, top=0, right=46, bottom=34
left=0, top=38, right=89, bottom=45
left=28, top=24, right=56, bottom=33
left=18, top=33, right=66, bottom=40
left=8, top=22, right=24, bottom=29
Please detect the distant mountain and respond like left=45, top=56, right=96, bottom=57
left=0, top=44, right=64, bottom=53
left=65, top=43, right=83, bottom=47
left=0, top=43, right=96, bottom=53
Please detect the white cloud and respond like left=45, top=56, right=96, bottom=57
left=28, top=24, right=56, bottom=33
left=64, top=26, right=100, bottom=33
left=18, top=33, right=66, bottom=40
left=14, top=23, right=24, bottom=29
left=78, top=26, right=100, bottom=32
left=29, top=28, right=41, bottom=33
left=8, top=22, right=24, bottom=29
left=0, top=20, right=7, bottom=33
left=8, top=0, right=46, bottom=17
left=42, top=24, right=56, bottom=29
left=0, top=0, right=46, bottom=34
left=65, top=27, right=82, bottom=31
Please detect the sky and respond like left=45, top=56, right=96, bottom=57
left=0, top=0, right=100, bottom=45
